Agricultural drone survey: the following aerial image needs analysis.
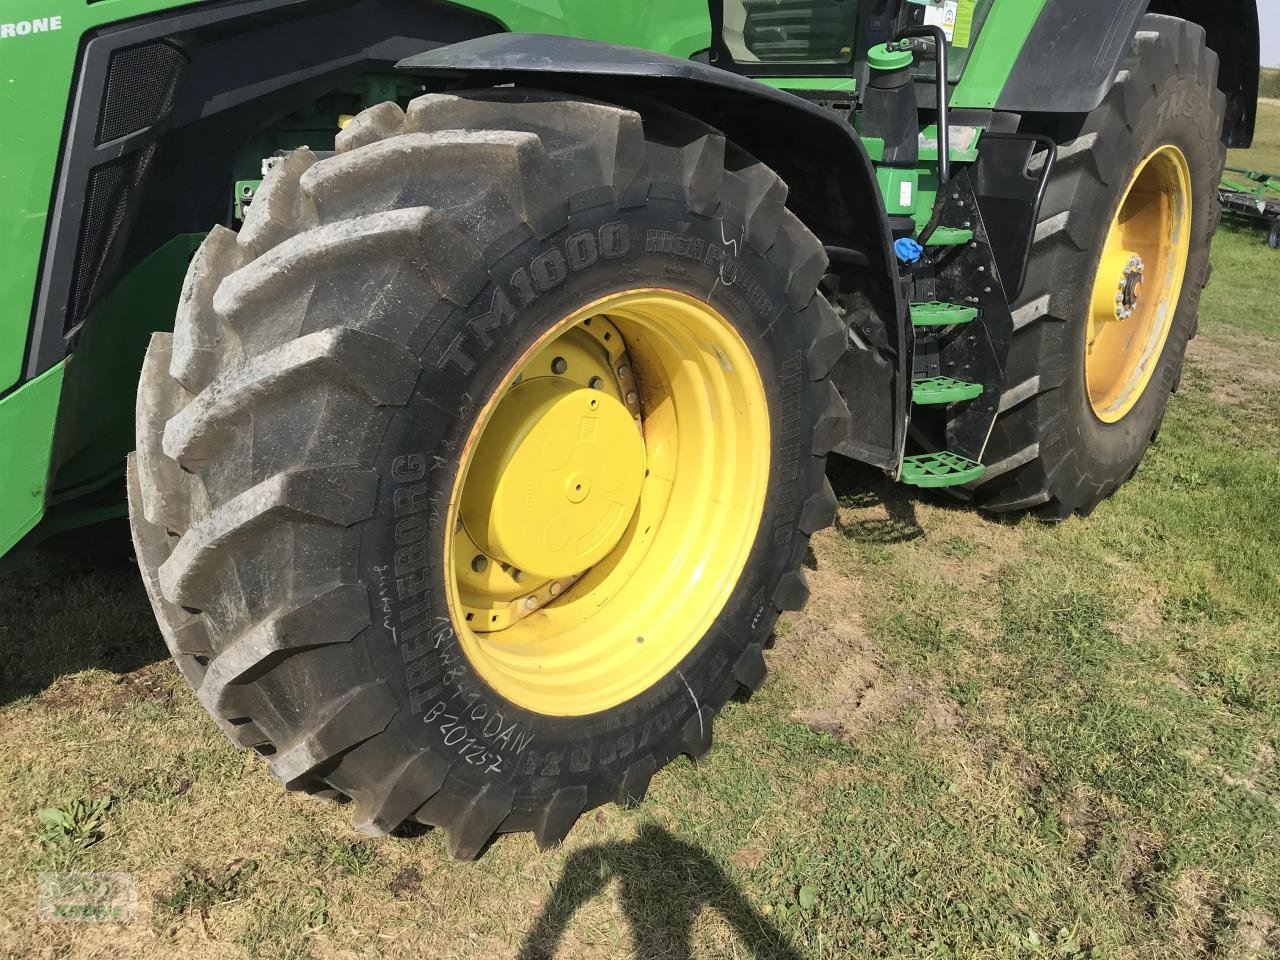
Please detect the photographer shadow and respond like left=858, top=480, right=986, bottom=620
left=518, top=822, right=803, bottom=960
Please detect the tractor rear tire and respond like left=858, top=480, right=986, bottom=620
left=969, top=14, right=1226, bottom=518
left=129, top=90, right=848, bottom=857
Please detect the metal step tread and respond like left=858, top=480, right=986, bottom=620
left=924, top=226, right=974, bottom=246
left=910, top=302, right=980, bottom=327
left=901, top=451, right=986, bottom=488
left=912, top=376, right=983, bottom=405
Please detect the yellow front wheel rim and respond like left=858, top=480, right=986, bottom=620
left=445, top=290, right=771, bottom=716
left=1085, top=144, right=1192, bottom=423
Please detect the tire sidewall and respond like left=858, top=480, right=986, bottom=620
left=1058, top=63, right=1220, bottom=485
left=357, top=196, right=821, bottom=807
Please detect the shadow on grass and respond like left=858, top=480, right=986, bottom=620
left=825, top=453, right=1015, bottom=546
left=518, top=822, right=802, bottom=960
left=0, top=521, right=164, bottom=706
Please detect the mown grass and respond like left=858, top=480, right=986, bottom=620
left=0, top=96, right=1277, bottom=960
left=1231, top=98, right=1280, bottom=175
left=1258, top=68, right=1280, bottom=103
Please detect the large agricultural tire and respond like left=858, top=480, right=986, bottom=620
left=969, top=14, right=1226, bottom=518
left=128, top=89, right=849, bottom=858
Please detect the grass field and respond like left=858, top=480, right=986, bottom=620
left=2, top=105, right=1278, bottom=960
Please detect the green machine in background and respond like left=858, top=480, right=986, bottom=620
left=1220, top=167, right=1280, bottom=247
left=0, top=0, right=1260, bottom=856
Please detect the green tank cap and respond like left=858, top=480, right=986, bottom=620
left=867, top=42, right=914, bottom=71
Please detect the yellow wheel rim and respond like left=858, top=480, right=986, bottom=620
left=445, top=289, right=771, bottom=716
left=1085, top=144, right=1192, bottom=423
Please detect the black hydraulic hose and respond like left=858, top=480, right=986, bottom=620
left=823, top=244, right=872, bottom=268
left=895, top=24, right=950, bottom=187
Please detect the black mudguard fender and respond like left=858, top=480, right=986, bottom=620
left=399, top=33, right=907, bottom=471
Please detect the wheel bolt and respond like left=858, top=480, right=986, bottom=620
left=617, top=364, right=630, bottom=378
left=551, top=356, right=568, bottom=375
left=471, top=555, right=488, bottom=572
left=626, top=391, right=638, bottom=405
left=511, top=568, right=523, bottom=582
left=524, top=596, right=538, bottom=610
left=549, top=582, right=562, bottom=596
left=588, top=376, right=603, bottom=389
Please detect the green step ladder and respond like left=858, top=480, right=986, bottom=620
left=911, top=375, right=982, bottom=405
left=901, top=452, right=986, bottom=488
left=910, top=301, right=979, bottom=327
left=902, top=302, right=988, bottom=489
left=923, top=226, right=974, bottom=247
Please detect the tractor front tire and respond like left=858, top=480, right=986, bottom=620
left=970, top=14, right=1226, bottom=518
left=129, top=90, right=848, bottom=857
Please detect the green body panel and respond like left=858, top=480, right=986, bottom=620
left=0, top=364, right=64, bottom=555
left=758, top=77, right=857, bottom=93
left=0, top=0, right=708, bottom=398
left=949, top=0, right=1048, bottom=108
left=0, top=0, right=1081, bottom=553
left=0, top=0, right=208, bottom=395
left=48, top=236, right=205, bottom=503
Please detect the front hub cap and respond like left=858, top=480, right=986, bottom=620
left=446, top=290, right=770, bottom=716
left=1085, top=145, right=1192, bottom=423
left=460, top=381, right=646, bottom=581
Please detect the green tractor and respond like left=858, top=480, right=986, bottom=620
left=0, top=0, right=1259, bottom=857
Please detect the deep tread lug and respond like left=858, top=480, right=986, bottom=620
left=811, top=381, right=852, bottom=455
left=805, top=296, right=848, bottom=380
left=135, top=334, right=193, bottom=532
left=213, top=207, right=485, bottom=324
left=162, top=327, right=422, bottom=469
left=681, top=707, right=714, bottom=760
left=197, top=583, right=370, bottom=716
left=773, top=570, right=810, bottom=612
left=799, top=477, right=838, bottom=534
left=534, top=785, right=588, bottom=851
left=732, top=645, right=767, bottom=692
left=616, top=756, right=657, bottom=808
left=335, top=101, right=405, bottom=154
left=269, top=681, right=398, bottom=788
left=171, top=226, right=243, bottom=392
left=444, top=783, right=515, bottom=861
left=353, top=750, right=450, bottom=837
left=157, top=467, right=378, bottom=608
left=238, top=149, right=318, bottom=257
left=302, top=131, right=566, bottom=238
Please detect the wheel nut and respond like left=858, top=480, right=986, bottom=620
left=549, top=581, right=562, bottom=596
left=471, top=555, right=488, bottom=572
left=588, top=376, right=603, bottom=389
left=551, top=356, right=568, bottom=375
left=626, top=391, right=638, bottom=405
left=524, top=596, right=538, bottom=611
left=617, top=364, right=630, bottom=378
left=511, top=568, right=523, bottom=582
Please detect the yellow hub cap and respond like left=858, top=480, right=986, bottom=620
left=1085, top=144, right=1192, bottom=423
left=460, top=381, right=646, bottom=580
left=446, top=290, right=771, bottom=716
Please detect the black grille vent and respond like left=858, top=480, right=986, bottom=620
left=65, top=144, right=158, bottom=332
left=96, top=41, right=185, bottom=144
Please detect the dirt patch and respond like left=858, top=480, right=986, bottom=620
left=1186, top=333, right=1280, bottom=404
left=1232, top=909, right=1279, bottom=959
left=1165, top=866, right=1231, bottom=956
left=787, top=615, right=963, bottom=740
